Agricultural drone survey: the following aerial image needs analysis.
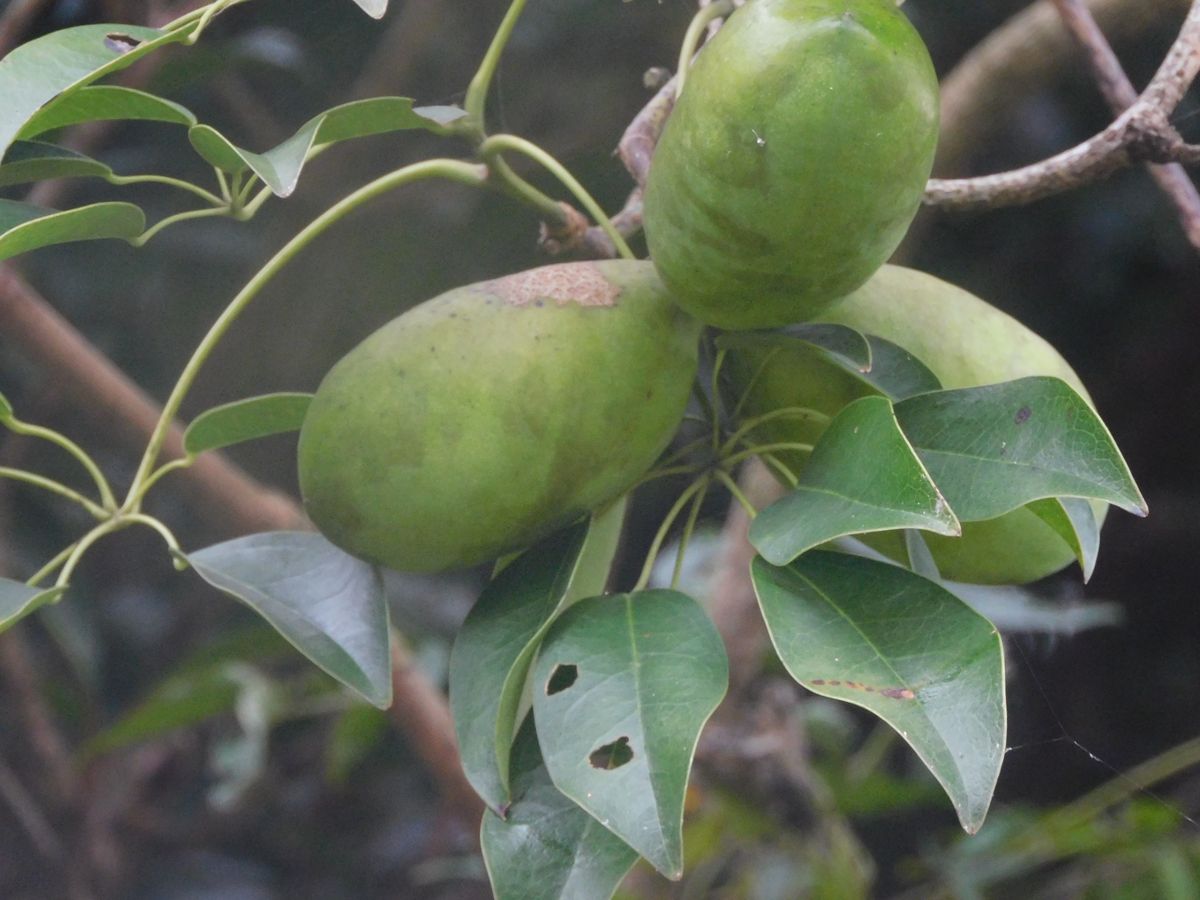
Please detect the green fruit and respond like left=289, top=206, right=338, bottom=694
left=725, top=265, right=1104, bottom=584
left=643, top=0, right=939, bottom=330
left=298, top=260, right=701, bottom=573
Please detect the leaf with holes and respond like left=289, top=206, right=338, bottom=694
left=895, top=377, right=1146, bottom=521
left=0, top=24, right=199, bottom=159
left=17, top=86, right=196, bottom=141
left=532, top=590, right=728, bottom=878
left=481, top=718, right=639, bottom=900
left=0, top=579, right=65, bottom=634
left=0, top=200, right=144, bottom=261
left=186, top=532, right=391, bottom=708
left=1027, top=497, right=1101, bottom=582
left=752, top=550, right=1004, bottom=833
left=183, top=393, right=313, bottom=456
left=187, top=98, right=466, bottom=197
left=0, top=143, right=113, bottom=188
left=450, top=499, right=626, bottom=814
left=751, top=396, right=960, bottom=565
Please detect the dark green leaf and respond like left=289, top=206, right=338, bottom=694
left=450, top=498, right=626, bottom=813
left=481, top=718, right=639, bottom=900
left=0, top=24, right=194, bottom=159
left=186, top=532, right=392, bottom=708
left=0, top=199, right=144, bottom=261
left=16, top=86, right=196, bottom=140
left=752, top=551, right=1005, bottom=833
left=0, top=579, right=65, bottom=634
left=0, top=142, right=112, bottom=187
left=751, top=396, right=960, bottom=565
left=717, top=323, right=872, bottom=373
left=183, top=393, right=313, bottom=455
left=1027, top=497, right=1101, bottom=582
left=532, top=591, right=728, bottom=879
left=852, top=335, right=942, bottom=400
left=187, top=98, right=465, bottom=197
left=896, top=377, right=1146, bottom=520
left=349, top=0, right=388, bottom=17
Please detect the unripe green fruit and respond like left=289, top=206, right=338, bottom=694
left=726, top=265, right=1104, bottom=584
left=643, top=0, right=939, bottom=330
left=298, top=260, right=701, bottom=573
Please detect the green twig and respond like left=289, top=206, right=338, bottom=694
left=729, top=345, right=781, bottom=421
left=709, top=347, right=727, bottom=451
left=677, top=0, right=734, bottom=95
left=132, top=206, right=231, bottom=247
left=480, top=134, right=636, bottom=260
left=713, top=468, right=757, bottom=519
left=725, top=441, right=814, bottom=468
left=672, top=474, right=711, bottom=590
left=26, top=543, right=79, bottom=588
left=464, top=0, right=531, bottom=129
left=634, top=476, right=711, bottom=592
left=0, top=467, right=108, bottom=519
left=720, top=405, right=829, bottom=457
left=4, top=420, right=115, bottom=510
left=107, top=173, right=225, bottom=206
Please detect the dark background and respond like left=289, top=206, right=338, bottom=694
left=1, top=0, right=1198, bottom=896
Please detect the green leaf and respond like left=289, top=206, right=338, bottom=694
left=0, top=142, right=113, bottom=188
left=904, top=529, right=941, bottom=580
left=450, top=498, right=626, bottom=814
left=752, top=550, right=1005, bottom=833
left=16, top=86, right=196, bottom=140
left=896, top=377, right=1147, bottom=520
left=187, top=98, right=466, bottom=197
left=186, top=532, right=392, bottom=708
left=1027, top=497, right=1101, bottom=582
left=532, top=590, right=728, bottom=879
left=481, top=718, right=639, bottom=900
left=718, top=323, right=872, bottom=373
left=0, top=199, right=144, bottom=261
left=0, top=579, right=65, bottom=634
left=349, top=0, right=389, bottom=17
left=750, top=396, right=960, bottom=565
left=851, top=335, right=942, bottom=400
left=0, top=24, right=196, bottom=160
left=183, top=392, right=313, bottom=456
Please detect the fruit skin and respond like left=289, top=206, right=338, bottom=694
left=643, top=0, right=939, bottom=330
left=725, top=265, right=1104, bottom=584
left=298, top=260, right=701, bottom=573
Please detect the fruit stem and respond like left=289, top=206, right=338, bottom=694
left=677, top=0, right=734, bottom=95
left=634, top=475, right=711, bottom=592
left=672, top=473, right=710, bottom=590
left=480, top=134, right=636, bottom=260
left=123, top=158, right=488, bottom=511
left=713, top=468, right=756, bottom=519
left=464, top=0, right=530, bottom=131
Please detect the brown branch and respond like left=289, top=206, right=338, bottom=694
left=925, top=1, right=1200, bottom=212
left=1052, top=0, right=1200, bottom=247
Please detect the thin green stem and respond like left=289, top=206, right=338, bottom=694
left=215, top=167, right=232, bottom=204
left=124, top=158, right=488, bottom=508
left=486, top=155, right=568, bottom=223
left=55, top=520, right=124, bottom=587
left=236, top=184, right=275, bottom=220
left=161, top=0, right=250, bottom=32
left=235, top=173, right=262, bottom=208
left=657, top=434, right=714, bottom=470
left=5, top=421, right=115, bottom=510
left=713, top=468, right=757, bottom=519
left=0, top=467, right=108, bottom=518
left=106, top=173, right=225, bottom=206
left=27, top=543, right=78, bottom=588
left=709, top=347, right=727, bottom=452
left=725, top=441, right=814, bottom=468
left=136, top=458, right=194, bottom=502
left=720, top=405, right=829, bottom=457
left=729, top=345, right=781, bottom=421
left=464, top=0, right=531, bottom=128
left=756, top=451, right=799, bottom=488
left=123, top=513, right=184, bottom=560
left=634, top=476, right=710, bottom=592
left=677, top=0, right=734, bottom=94
left=632, top=463, right=706, bottom=490
left=480, top=134, right=635, bottom=260
left=672, top=474, right=710, bottom=590
left=132, top=206, right=231, bottom=247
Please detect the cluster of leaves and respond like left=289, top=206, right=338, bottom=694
left=0, top=2, right=1150, bottom=899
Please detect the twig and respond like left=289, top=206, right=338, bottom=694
left=925, top=1, right=1200, bottom=212
left=1051, top=0, right=1200, bottom=247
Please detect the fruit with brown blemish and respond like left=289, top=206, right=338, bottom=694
left=642, top=0, right=940, bottom=329
left=297, top=260, right=701, bottom=573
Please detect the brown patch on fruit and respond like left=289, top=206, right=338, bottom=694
left=484, top=264, right=619, bottom=309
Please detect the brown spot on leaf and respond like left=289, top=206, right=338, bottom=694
left=1014, top=406, right=1032, bottom=425
left=483, top=263, right=620, bottom=308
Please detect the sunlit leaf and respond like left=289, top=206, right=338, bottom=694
left=0, top=142, right=113, bottom=187
left=0, top=199, right=144, bottom=261
left=187, top=98, right=466, bottom=197
left=450, top=498, right=626, bottom=814
left=0, top=24, right=196, bottom=159
left=187, top=532, right=391, bottom=708
left=183, top=393, right=313, bottom=455
left=0, top=579, right=65, bottom=634
left=481, top=719, right=639, bottom=900
left=532, top=590, right=728, bottom=878
left=751, top=396, right=960, bottom=565
left=752, top=550, right=1005, bottom=833
left=896, top=377, right=1147, bottom=520
left=17, top=86, right=196, bottom=140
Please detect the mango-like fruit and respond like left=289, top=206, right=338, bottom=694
left=643, top=0, right=939, bottom=330
left=298, top=260, right=701, bottom=573
left=725, top=265, right=1104, bottom=584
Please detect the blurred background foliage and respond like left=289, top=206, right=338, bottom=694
left=1, top=0, right=1199, bottom=897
